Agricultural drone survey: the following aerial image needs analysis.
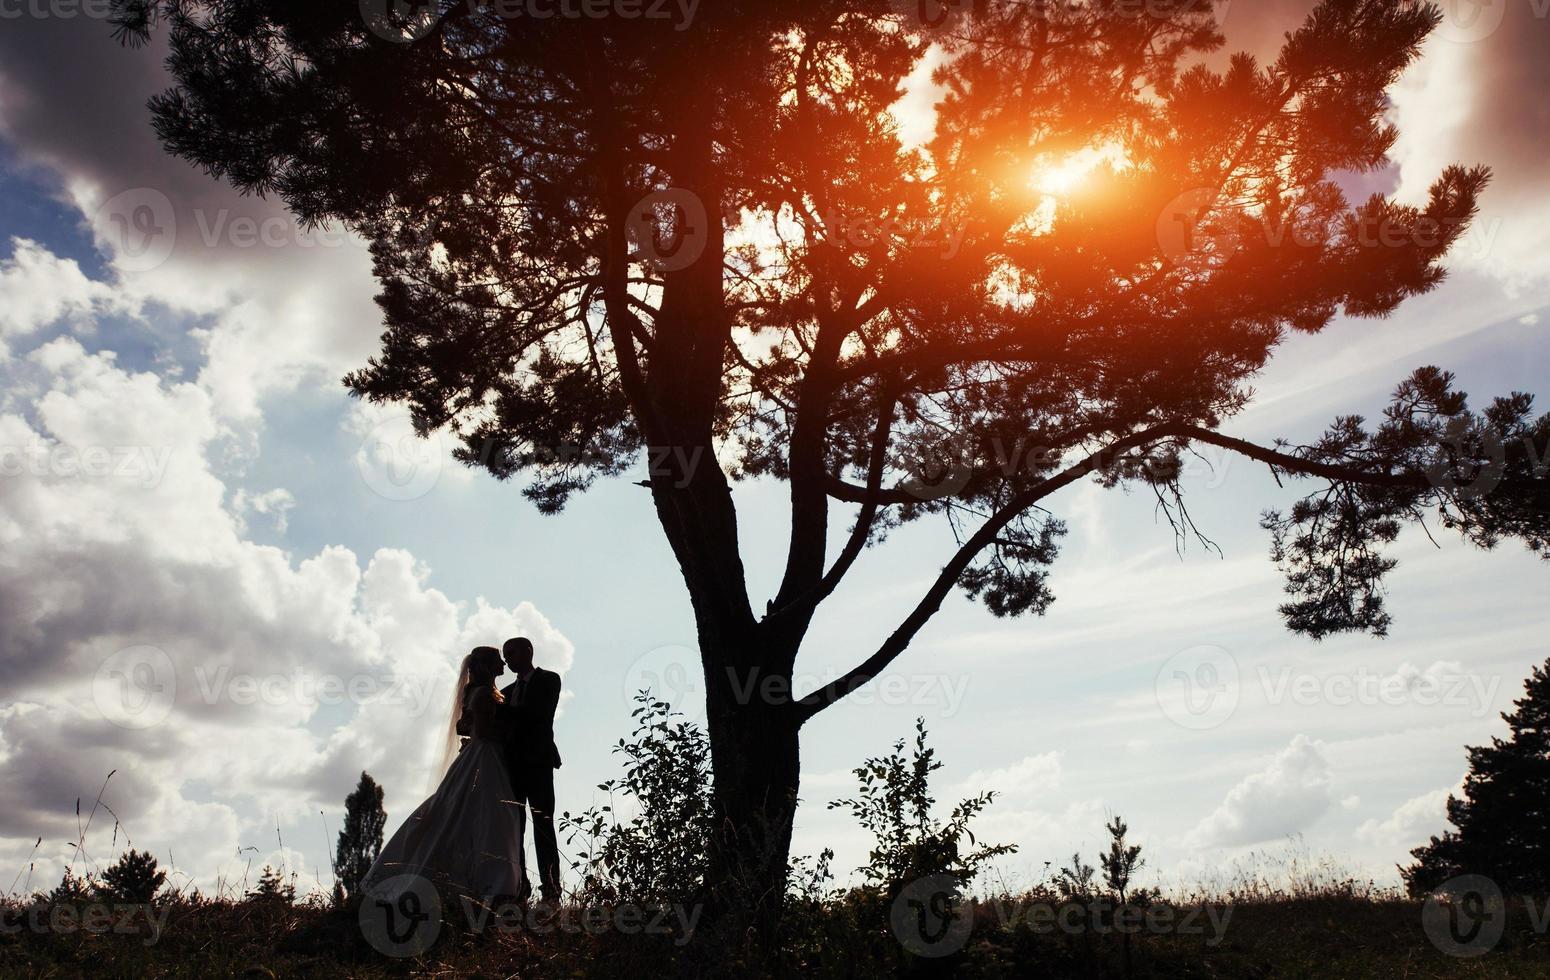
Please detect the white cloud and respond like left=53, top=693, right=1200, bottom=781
left=972, top=798, right=1111, bottom=871
left=1191, top=735, right=1335, bottom=847
left=0, top=300, right=570, bottom=894
left=344, top=399, right=474, bottom=504
left=234, top=487, right=296, bottom=535
left=0, top=20, right=385, bottom=422
left=960, top=752, right=1063, bottom=803
left=889, top=45, right=946, bottom=150
left=65, top=175, right=383, bottom=422
left=0, top=238, right=133, bottom=360
left=0, top=18, right=562, bottom=884
left=1356, top=784, right=1460, bottom=849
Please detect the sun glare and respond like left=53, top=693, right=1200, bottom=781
left=1029, top=162, right=1091, bottom=196
left=1027, top=145, right=1128, bottom=200
left=1029, top=151, right=1103, bottom=196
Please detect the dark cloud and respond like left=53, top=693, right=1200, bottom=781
left=0, top=19, right=193, bottom=201
left=0, top=705, right=167, bottom=838
left=1430, top=4, right=1550, bottom=197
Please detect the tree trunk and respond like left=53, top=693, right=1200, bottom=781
left=701, top=648, right=802, bottom=938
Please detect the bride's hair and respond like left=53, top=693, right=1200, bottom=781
left=465, top=646, right=504, bottom=691
left=435, top=646, right=503, bottom=783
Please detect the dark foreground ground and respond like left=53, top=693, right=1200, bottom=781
left=3, top=891, right=1548, bottom=979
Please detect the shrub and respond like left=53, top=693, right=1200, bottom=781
left=47, top=867, right=94, bottom=905
left=827, top=717, right=1016, bottom=902
left=97, top=848, right=166, bottom=904
left=560, top=693, right=713, bottom=905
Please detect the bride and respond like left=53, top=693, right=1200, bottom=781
left=360, top=646, right=528, bottom=905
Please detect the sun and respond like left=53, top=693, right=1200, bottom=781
left=1027, top=145, right=1126, bottom=200
left=1031, top=158, right=1093, bottom=198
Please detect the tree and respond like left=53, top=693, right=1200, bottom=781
left=1100, top=815, right=1145, bottom=975
left=47, top=867, right=93, bottom=905
left=333, top=771, right=387, bottom=905
left=1099, top=816, right=1144, bottom=906
left=97, top=848, right=166, bottom=904
left=1404, top=656, right=1550, bottom=896
left=247, top=864, right=297, bottom=906
left=112, top=0, right=1550, bottom=918
left=1055, top=851, right=1097, bottom=903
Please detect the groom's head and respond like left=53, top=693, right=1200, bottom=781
left=502, top=637, right=535, bottom=674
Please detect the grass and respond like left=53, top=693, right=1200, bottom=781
left=4, top=884, right=1549, bottom=978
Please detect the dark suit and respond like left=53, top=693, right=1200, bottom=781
left=501, top=667, right=561, bottom=900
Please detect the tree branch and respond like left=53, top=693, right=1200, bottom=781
left=771, top=317, right=853, bottom=613
left=793, top=423, right=1177, bottom=722
left=824, top=474, right=918, bottom=506
left=768, top=385, right=900, bottom=624
left=794, top=418, right=1541, bottom=722
left=836, top=335, right=1072, bottom=384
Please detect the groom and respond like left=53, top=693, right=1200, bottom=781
left=499, top=636, right=562, bottom=902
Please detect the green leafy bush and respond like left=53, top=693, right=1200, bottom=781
left=560, top=693, right=714, bottom=905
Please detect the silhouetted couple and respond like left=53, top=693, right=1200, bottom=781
left=361, top=637, right=562, bottom=906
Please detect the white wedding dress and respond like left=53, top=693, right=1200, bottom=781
left=361, top=685, right=527, bottom=904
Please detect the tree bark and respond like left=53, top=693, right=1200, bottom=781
left=700, top=634, right=803, bottom=936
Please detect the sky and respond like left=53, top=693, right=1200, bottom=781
left=0, top=2, right=1547, bottom=901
